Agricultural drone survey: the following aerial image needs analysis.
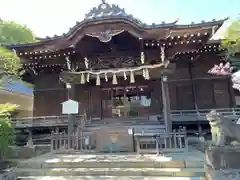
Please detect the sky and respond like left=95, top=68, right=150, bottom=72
left=0, top=0, right=239, bottom=38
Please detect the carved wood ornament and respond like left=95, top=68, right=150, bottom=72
left=86, top=30, right=124, bottom=43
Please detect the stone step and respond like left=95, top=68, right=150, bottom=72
left=19, top=160, right=204, bottom=169
left=16, top=167, right=205, bottom=177
left=18, top=176, right=207, bottom=180
left=18, top=153, right=204, bottom=169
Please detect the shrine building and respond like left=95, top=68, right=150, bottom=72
left=7, top=1, right=234, bottom=135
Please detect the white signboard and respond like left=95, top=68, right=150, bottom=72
left=85, top=137, right=89, bottom=145
left=237, top=118, right=240, bottom=125
left=61, top=99, right=79, bottom=114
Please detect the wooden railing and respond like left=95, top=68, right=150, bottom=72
left=135, top=130, right=188, bottom=154
left=0, top=170, right=17, bottom=180
left=171, top=108, right=240, bottom=118
left=11, top=108, right=240, bottom=128
left=12, top=115, right=85, bottom=128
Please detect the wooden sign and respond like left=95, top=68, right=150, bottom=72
left=61, top=99, right=79, bottom=114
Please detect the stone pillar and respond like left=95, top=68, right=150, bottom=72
left=161, top=75, right=172, bottom=132
left=26, top=129, right=33, bottom=147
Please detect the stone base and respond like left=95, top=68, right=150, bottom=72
left=205, top=146, right=240, bottom=179
left=18, top=146, right=36, bottom=159
left=205, top=166, right=240, bottom=180
left=11, top=145, right=50, bottom=159
left=206, top=146, right=240, bottom=170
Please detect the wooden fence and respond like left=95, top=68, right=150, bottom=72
left=135, top=130, right=188, bottom=154
left=0, top=170, right=17, bottom=180
left=50, top=130, right=95, bottom=152
left=50, top=128, right=188, bottom=154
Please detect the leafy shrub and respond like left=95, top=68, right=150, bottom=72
left=0, top=103, right=17, bottom=160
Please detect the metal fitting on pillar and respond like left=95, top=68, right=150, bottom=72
left=66, top=83, right=72, bottom=89
left=162, top=76, right=168, bottom=82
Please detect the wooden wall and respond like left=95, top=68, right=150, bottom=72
left=168, top=53, right=233, bottom=110
left=74, top=78, right=163, bottom=118
left=33, top=74, right=67, bottom=116
left=32, top=53, right=234, bottom=117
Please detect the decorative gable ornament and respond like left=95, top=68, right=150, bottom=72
left=61, top=99, right=79, bottom=114
left=86, top=30, right=124, bottom=43
left=84, top=1, right=129, bottom=20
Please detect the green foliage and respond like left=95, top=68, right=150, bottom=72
left=0, top=117, right=15, bottom=160
left=0, top=47, right=23, bottom=81
left=0, top=20, right=36, bottom=44
left=0, top=103, right=18, bottom=117
left=0, top=19, right=36, bottom=85
left=0, top=103, right=17, bottom=160
left=221, top=20, right=240, bottom=56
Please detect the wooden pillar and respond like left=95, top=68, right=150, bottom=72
left=65, top=83, right=76, bottom=148
left=228, top=77, right=236, bottom=107
left=161, top=76, right=172, bottom=132
left=55, top=127, right=59, bottom=133
left=160, top=45, right=172, bottom=132
left=26, top=128, right=33, bottom=147
left=188, top=62, right=198, bottom=110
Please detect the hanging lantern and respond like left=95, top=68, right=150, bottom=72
left=123, top=71, right=127, bottom=80
left=96, top=74, right=100, bottom=86
left=112, top=73, right=118, bottom=84
left=86, top=73, right=90, bottom=82
left=140, top=52, right=145, bottom=64
left=130, top=71, right=135, bottom=83
left=80, top=73, right=85, bottom=84
left=105, top=73, right=108, bottom=82
left=145, top=68, right=150, bottom=80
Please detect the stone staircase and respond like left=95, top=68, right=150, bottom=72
left=15, top=149, right=206, bottom=180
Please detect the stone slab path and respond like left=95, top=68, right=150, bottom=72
left=16, top=146, right=206, bottom=180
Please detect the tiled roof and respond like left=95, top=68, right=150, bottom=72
left=2, top=80, right=33, bottom=96
left=210, top=16, right=239, bottom=41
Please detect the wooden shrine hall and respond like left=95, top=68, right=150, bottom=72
left=7, top=1, right=233, bottom=133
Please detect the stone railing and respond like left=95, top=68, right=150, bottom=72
left=12, top=108, right=240, bottom=128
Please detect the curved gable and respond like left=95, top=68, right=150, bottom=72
left=7, top=1, right=227, bottom=52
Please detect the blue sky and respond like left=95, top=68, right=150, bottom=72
left=0, top=0, right=239, bottom=37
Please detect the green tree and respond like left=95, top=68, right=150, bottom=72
left=0, top=19, right=37, bottom=84
left=0, top=103, right=17, bottom=160
left=221, top=19, right=240, bottom=57
left=0, top=20, right=36, bottom=160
